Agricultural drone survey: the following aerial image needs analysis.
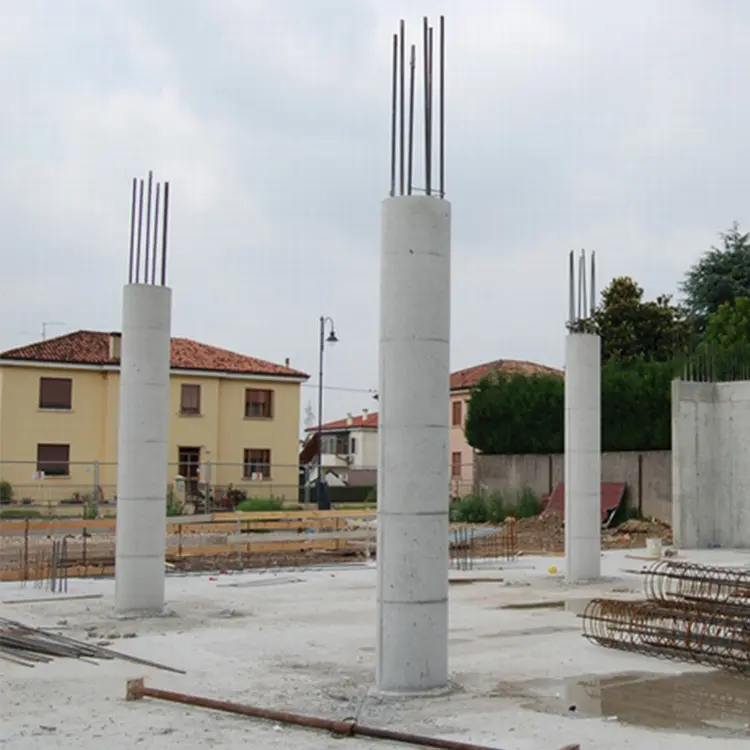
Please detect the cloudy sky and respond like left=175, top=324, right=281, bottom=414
left=2, top=0, right=749, bottom=426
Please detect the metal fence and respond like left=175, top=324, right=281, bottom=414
left=0, top=458, right=476, bottom=519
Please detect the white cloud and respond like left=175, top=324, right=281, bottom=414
left=2, top=0, right=750, bottom=424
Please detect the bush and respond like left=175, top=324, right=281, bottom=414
left=166, top=488, right=184, bottom=516
left=450, top=488, right=541, bottom=524
left=515, top=487, right=542, bottom=518
left=0, top=508, right=42, bottom=520
left=466, top=358, right=677, bottom=454
left=0, top=480, right=13, bottom=505
left=236, top=497, right=284, bottom=513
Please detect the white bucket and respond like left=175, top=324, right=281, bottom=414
left=646, top=538, right=662, bottom=559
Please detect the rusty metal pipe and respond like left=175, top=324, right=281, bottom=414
left=126, top=679, right=578, bottom=750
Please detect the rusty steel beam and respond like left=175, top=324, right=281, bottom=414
left=126, top=679, right=579, bottom=750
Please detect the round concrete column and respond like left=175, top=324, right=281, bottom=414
left=115, top=283, right=172, bottom=614
left=376, top=195, right=451, bottom=693
left=564, top=332, right=601, bottom=583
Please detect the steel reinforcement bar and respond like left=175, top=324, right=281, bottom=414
left=643, top=559, right=750, bottom=607
left=582, top=597, right=750, bottom=673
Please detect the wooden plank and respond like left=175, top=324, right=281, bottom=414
left=166, top=514, right=213, bottom=526
left=213, top=510, right=374, bottom=523
left=226, top=530, right=376, bottom=545
left=166, top=539, right=343, bottom=558
left=2, top=593, right=104, bottom=605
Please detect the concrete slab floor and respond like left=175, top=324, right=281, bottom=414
left=2, top=549, right=750, bottom=749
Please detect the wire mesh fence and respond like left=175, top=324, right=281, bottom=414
left=0, top=461, right=382, bottom=519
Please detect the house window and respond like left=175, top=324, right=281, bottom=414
left=350, top=437, right=357, bottom=455
left=39, top=377, right=72, bottom=410
left=245, top=389, right=273, bottom=419
left=243, top=449, right=271, bottom=479
left=451, top=452, right=462, bottom=478
left=180, top=384, right=201, bottom=415
left=321, top=434, right=349, bottom=455
left=451, top=400, right=462, bottom=427
left=37, top=444, right=70, bottom=476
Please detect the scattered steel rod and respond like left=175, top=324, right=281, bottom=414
left=126, top=679, right=579, bottom=750
left=0, top=619, right=185, bottom=674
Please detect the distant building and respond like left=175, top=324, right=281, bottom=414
left=300, top=359, right=561, bottom=496
left=0, top=330, right=308, bottom=502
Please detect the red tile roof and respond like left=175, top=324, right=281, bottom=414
left=307, top=413, right=379, bottom=433
left=450, top=359, right=562, bottom=391
left=0, top=330, right=309, bottom=379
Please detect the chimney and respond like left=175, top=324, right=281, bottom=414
left=362, top=408, right=369, bottom=422
left=285, top=357, right=290, bottom=367
left=346, top=412, right=353, bottom=426
left=109, top=332, right=122, bottom=361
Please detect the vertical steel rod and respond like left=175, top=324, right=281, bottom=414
left=152, top=184, right=160, bottom=286
left=568, top=251, right=575, bottom=324
left=439, top=16, right=445, bottom=199
left=128, top=178, right=137, bottom=284
left=135, top=179, right=144, bottom=284
left=423, top=17, right=430, bottom=196
left=399, top=20, right=405, bottom=196
left=427, top=26, right=433, bottom=198
left=407, top=44, right=416, bottom=195
left=160, top=182, right=170, bottom=287
left=390, top=34, right=398, bottom=198
left=590, top=251, right=596, bottom=317
left=144, top=171, right=153, bottom=284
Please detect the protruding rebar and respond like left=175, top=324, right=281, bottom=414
left=390, top=34, right=398, bottom=198
left=567, top=249, right=597, bottom=329
left=152, top=183, right=160, bottom=286
left=439, top=15, right=445, bottom=198
left=161, top=182, right=170, bottom=287
left=423, top=17, right=430, bottom=196
left=126, top=172, right=171, bottom=287
left=388, top=17, right=445, bottom=199
left=399, top=21, right=405, bottom=197
left=128, top=178, right=137, bottom=284
left=144, top=171, right=153, bottom=284
left=135, top=179, right=144, bottom=283
left=407, top=44, right=416, bottom=195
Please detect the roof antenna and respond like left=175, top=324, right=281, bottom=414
left=41, top=322, right=65, bottom=340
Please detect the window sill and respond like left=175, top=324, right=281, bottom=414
left=240, top=477, right=272, bottom=482
left=38, top=408, right=74, bottom=414
left=243, top=416, right=273, bottom=421
left=178, top=412, right=203, bottom=418
left=37, top=474, right=71, bottom=480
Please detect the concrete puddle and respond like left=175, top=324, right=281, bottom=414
left=515, top=670, right=750, bottom=737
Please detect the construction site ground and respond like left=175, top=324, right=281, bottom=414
left=2, top=547, right=749, bottom=750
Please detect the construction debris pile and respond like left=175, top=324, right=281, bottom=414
left=0, top=618, right=184, bottom=673
left=582, top=560, right=750, bottom=673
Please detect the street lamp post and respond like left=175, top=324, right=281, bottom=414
left=317, top=316, right=338, bottom=510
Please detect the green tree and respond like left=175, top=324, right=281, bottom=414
left=681, top=222, right=750, bottom=328
left=692, top=297, right=750, bottom=380
left=465, top=359, right=675, bottom=455
left=465, top=373, right=564, bottom=455
left=702, top=297, right=750, bottom=349
left=589, top=276, right=690, bottom=363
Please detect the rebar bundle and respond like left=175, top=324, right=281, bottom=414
left=643, top=559, right=750, bottom=607
left=0, top=618, right=185, bottom=673
left=581, top=560, right=750, bottom=673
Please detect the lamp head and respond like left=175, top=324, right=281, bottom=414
left=326, top=330, right=338, bottom=346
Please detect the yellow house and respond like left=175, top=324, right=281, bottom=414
left=0, top=330, right=309, bottom=504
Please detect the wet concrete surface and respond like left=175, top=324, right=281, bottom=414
left=495, top=669, right=750, bottom=738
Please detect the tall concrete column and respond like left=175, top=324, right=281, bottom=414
left=376, top=195, right=451, bottom=693
left=564, top=331, right=601, bottom=583
left=115, top=171, right=173, bottom=615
